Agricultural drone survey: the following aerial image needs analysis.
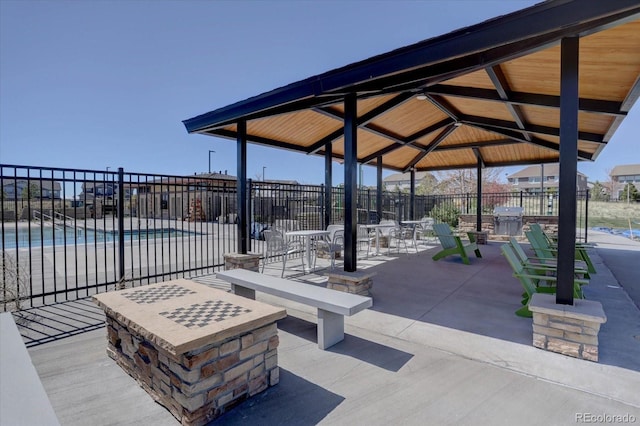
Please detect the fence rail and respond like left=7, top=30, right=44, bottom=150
left=2, top=164, right=590, bottom=312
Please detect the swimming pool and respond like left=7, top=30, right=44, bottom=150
left=0, top=226, right=199, bottom=249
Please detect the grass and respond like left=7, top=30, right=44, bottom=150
left=581, top=201, right=640, bottom=229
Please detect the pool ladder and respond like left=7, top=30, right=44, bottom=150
left=32, top=210, right=83, bottom=233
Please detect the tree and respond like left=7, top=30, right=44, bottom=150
left=21, top=183, right=40, bottom=200
left=620, top=183, right=639, bottom=202
left=415, top=173, right=438, bottom=195
left=604, top=168, right=617, bottom=199
left=590, top=181, right=608, bottom=201
left=434, top=167, right=506, bottom=195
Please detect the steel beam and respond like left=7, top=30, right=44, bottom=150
left=474, top=152, right=483, bottom=232
left=409, top=169, right=415, bottom=220
left=556, top=37, right=579, bottom=305
left=237, top=120, right=248, bottom=254
left=377, top=158, right=383, bottom=223
left=344, top=94, right=358, bottom=272
left=325, top=143, right=332, bottom=228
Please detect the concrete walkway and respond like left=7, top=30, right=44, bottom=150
left=24, top=233, right=640, bottom=425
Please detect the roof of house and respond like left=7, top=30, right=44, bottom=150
left=183, top=1, right=640, bottom=173
left=610, top=164, right=640, bottom=176
left=507, top=163, right=586, bottom=179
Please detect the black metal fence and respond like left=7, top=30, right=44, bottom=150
left=2, top=164, right=590, bottom=311
left=1, top=165, right=242, bottom=310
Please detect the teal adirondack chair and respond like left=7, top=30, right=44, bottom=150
left=432, top=223, right=482, bottom=265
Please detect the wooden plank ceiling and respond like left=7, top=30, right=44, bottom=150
left=184, top=1, right=640, bottom=173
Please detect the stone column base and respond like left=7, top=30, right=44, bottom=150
left=375, top=236, right=389, bottom=248
left=224, top=253, right=260, bottom=272
left=316, top=249, right=341, bottom=259
left=326, top=270, right=375, bottom=297
left=467, top=231, right=488, bottom=244
left=528, top=293, right=607, bottom=362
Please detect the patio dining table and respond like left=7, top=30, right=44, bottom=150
left=364, top=223, right=396, bottom=256
left=285, top=229, right=330, bottom=273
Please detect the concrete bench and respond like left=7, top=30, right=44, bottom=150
left=0, top=313, right=60, bottom=425
left=216, top=269, right=373, bottom=350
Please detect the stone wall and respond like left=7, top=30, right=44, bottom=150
left=105, top=315, right=280, bottom=425
left=224, top=253, right=260, bottom=272
left=458, top=214, right=558, bottom=240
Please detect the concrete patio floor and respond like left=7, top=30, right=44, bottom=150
left=21, top=232, right=640, bottom=425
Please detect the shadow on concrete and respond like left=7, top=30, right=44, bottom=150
left=13, top=298, right=105, bottom=347
left=214, top=368, right=344, bottom=425
left=277, top=316, right=414, bottom=372
left=366, top=244, right=533, bottom=346
left=363, top=242, right=640, bottom=372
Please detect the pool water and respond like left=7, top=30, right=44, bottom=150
left=0, top=226, right=198, bottom=249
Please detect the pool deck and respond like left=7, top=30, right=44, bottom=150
left=13, top=230, right=640, bottom=424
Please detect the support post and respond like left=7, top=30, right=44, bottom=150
left=540, top=163, right=545, bottom=215
left=476, top=162, right=482, bottom=232
left=325, top=143, right=332, bottom=228
left=584, top=189, right=589, bottom=244
left=237, top=120, right=248, bottom=254
left=557, top=37, right=579, bottom=305
left=376, top=157, right=383, bottom=223
left=409, top=168, right=415, bottom=220
left=344, top=93, right=358, bottom=272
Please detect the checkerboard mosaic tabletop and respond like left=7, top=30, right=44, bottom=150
left=160, top=300, right=252, bottom=329
left=93, top=279, right=287, bottom=354
left=121, top=284, right=196, bottom=304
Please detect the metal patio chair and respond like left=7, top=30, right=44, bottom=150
left=261, top=229, right=304, bottom=277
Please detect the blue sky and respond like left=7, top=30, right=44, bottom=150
left=1, top=0, right=637, bottom=186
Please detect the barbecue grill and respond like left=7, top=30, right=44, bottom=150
left=493, top=207, right=524, bottom=236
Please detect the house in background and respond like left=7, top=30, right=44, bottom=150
left=506, top=164, right=588, bottom=194
left=1, top=178, right=61, bottom=200
left=135, top=171, right=237, bottom=221
left=383, top=171, right=434, bottom=191
left=610, top=164, right=640, bottom=200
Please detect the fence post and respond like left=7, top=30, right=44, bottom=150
left=247, top=179, right=252, bottom=252
left=519, top=191, right=523, bottom=208
left=118, top=167, right=125, bottom=283
left=584, top=189, right=589, bottom=243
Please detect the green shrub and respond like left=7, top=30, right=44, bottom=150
left=429, top=202, right=460, bottom=228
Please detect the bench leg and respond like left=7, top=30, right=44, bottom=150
left=317, top=309, right=344, bottom=350
left=232, top=284, right=256, bottom=300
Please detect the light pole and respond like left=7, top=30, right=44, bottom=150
left=262, top=166, right=266, bottom=181
left=208, top=150, right=215, bottom=173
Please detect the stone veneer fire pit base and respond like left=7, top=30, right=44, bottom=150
left=94, top=280, right=286, bottom=426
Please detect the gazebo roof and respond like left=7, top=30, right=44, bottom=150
left=183, top=0, right=640, bottom=173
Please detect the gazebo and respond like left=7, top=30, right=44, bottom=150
left=184, top=0, right=640, bottom=306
